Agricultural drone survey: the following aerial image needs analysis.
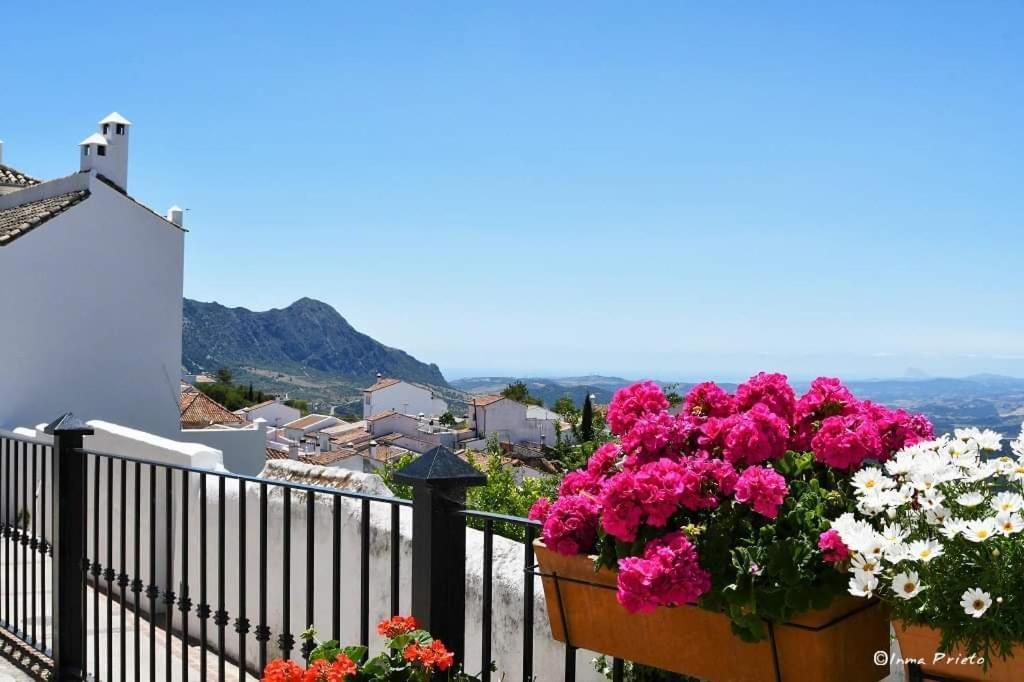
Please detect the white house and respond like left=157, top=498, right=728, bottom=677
left=235, top=397, right=301, bottom=428
left=467, top=395, right=571, bottom=449
left=362, top=377, right=448, bottom=419
left=0, top=114, right=186, bottom=439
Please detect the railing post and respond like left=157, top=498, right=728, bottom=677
left=45, top=413, right=93, bottom=681
left=394, top=446, right=485, bottom=665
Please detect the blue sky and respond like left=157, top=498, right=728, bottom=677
left=4, top=2, right=1023, bottom=380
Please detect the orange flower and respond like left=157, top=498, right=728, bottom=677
left=430, top=640, right=455, bottom=671
left=377, top=614, right=419, bottom=638
left=404, top=643, right=422, bottom=663
left=330, top=653, right=358, bottom=678
left=300, top=654, right=358, bottom=682
left=263, top=658, right=306, bottom=681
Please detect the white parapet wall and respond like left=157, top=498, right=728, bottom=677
left=0, top=426, right=601, bottom=679
left=179, top=461, right=603, bottom=680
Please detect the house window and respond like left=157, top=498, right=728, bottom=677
left=116, top=124, right=126, bottom=135
left=97, top=146, right=107, bottom=156
left=83, top=146, right=90, bottom=157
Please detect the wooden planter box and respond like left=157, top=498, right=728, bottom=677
left=894, top=621, right=1024, bottom=682
left=535, top=541, right=888, bottom=682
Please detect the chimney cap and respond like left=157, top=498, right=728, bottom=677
left=99, top=112, right=132, bottom=126
left=80, top=133, right=108, bottom=146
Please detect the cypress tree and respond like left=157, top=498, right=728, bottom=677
left=581, top=393, right=595, bottom=442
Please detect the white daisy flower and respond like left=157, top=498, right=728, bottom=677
left=991, top=492, right=1024, bottom=514
left=849, top=553, right=882, bottom=575
left=960, top=588, right=992, bottom=618
left=1008, top=461, right=1024, bottom=483
left=956, top=491, right=985, bottom=508
left=891, top=571, right=924, bottom=600
left=925, top=505, right=951, bottom=526
left=907, top=539, right=943, bottom=562
left=884, top=541, right=911, bottom=563
left=975, top=430, right=1004, bottom=452
left=852, top=467, right=895, bottom=494
left=919, top=491, right=946, bottom=511
left=848, top=570, right=878, bottom=598
left=996, top=512, right=1024, bottom=535
left=965, top=463, right=997, bottom=482
left=963, top=519, right=999, bottom=543
left=993, top=456, right=1015, bottom=475
left=940, top=517, right=966, bottom=539
left=885, top=451, right=915, bottom=476
left=879, top=523, right=908, bottom=546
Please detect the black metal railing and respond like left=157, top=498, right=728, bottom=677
left=0, top=433, right=53, bottom=663
left=0, top=417, right=626, bottom=681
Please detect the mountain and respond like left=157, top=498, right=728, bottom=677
left=183, top=298, right=448, bottom=406
left=451, top=375, right=635, bottom=407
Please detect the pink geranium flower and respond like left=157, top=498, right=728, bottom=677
left=818, top=529, right=850, bottom=563
left=733, top=465, right=788, bottom=519
left=541, top=495, right=599, bottom=556
left=617, top=531, right=711, bottom=613
left=607, top=381, right=669, bottom=436
left=682, top=381, right=736, bottom=419
left=735, top=372, right=797, bottom=423
left=811, top=413, right=883, bottom=470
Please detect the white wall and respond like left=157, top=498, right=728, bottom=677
left=0, top=174, right=185, bottom=439
left=364, top=383, right=447, bottom=420
left=178, top=423, right=269, bottom=476
left=178, top=462, right=601, bottom=680
left=243, top=402, right=300, bottom=429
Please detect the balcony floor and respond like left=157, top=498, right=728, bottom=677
left=0, top=552, right=258, bottom=680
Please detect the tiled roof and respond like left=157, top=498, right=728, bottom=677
left=472, top=395, right=504, bottom=407
left=284, top=414, right=333, bottom=430
left=300, top=449, right=358, bottom=466
left=329, top=428, right=372, bottom=446
left=366, top=410, right=398, bottom=422
left=180, top=390, right=247, bottom=429
left=0, top=163, right=39, bottom=188
left=266, top=447, right=289, bottom=461
left=0, top=190, right=90, bottom=246
left=364, top=377, right=401, bottom=392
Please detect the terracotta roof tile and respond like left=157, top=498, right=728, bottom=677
left=472, top=395, right=504, bottom=407
left=0, top=163, right=39, bottom=188
left=180, top=391, right=247, bottom=429
left=364, top=377, right=402, bottom=392
left=366, top=410, right=398, bottom=422
left=0, top=190, right=90, bottom=246
left=284, top=414, right=333, bottom=430
left=266, top=444, right=290, bottom=458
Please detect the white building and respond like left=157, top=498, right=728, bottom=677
left=0, top=114, right=186, bottom=439
left=467, top=395, right=571, bottom=449
left=234, top=397, right=301, bottom=428
left=362, top=377, right=448, bottom=420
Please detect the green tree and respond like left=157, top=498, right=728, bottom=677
left=215, top=367, right=233, bottom=384
left=247, top=382, right=255, bottom=401
left=285, top=399, right=309, bottom=416
left=552, top=396, right=579, bottom=420
left=581, top=394, right=595, bottom=442
left=438, top=411, right=457, bottom=428
left=501, top=381, right=542, bottom=406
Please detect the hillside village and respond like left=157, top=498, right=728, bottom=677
left=182, top=373, right=573, bottom=477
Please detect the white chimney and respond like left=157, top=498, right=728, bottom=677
left=80, top=112, right=131, bottom=192
left=167, top=205, right=184, bottom=227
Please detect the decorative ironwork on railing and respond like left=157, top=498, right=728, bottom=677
left=0, top=416, right=626, bottom=681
